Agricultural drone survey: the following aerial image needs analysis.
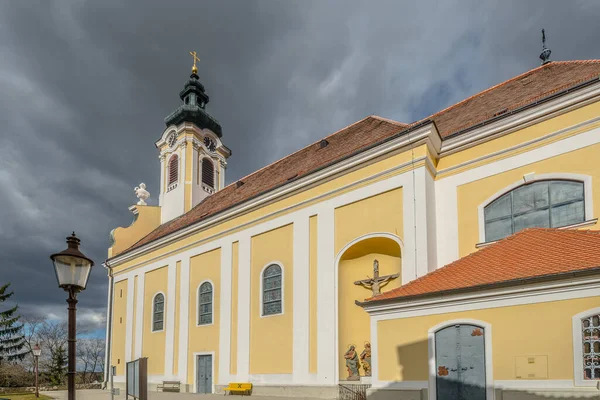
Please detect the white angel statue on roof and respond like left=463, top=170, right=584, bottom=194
left=134, top=183, right=150, bottom=206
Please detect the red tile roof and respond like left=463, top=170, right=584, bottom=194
left=117, top=60, right=600, bottom=257
left=367, top=228, right=600, bottom=303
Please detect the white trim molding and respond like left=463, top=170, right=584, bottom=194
left=572, top=306, right=600, bottom=387
left=477, top=172, right=594, bottom=243
left=192, top=351, right=216, bottom=394
left=427, top=319, right=494, bottom=400
left=259, top=261, right=285, bottom=318
left=195, top=279, right=216, bottom=327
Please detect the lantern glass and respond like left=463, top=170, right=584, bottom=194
left=32, top=344, right=41, bottom=357
left=52, top=254, right=93, bottom=290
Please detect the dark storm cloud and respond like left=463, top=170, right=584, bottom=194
left=0, top=0, right=599, bottom=331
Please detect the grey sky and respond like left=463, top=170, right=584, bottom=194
left=0, top=0, right=598, bottom=333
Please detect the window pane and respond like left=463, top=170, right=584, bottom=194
left=263, top=288, right=281, bottom=303
left=200, top=282, right=212, bottom=293
left=264, top=301, right=281, bottom=316
left=264, top=275, right=281, bottom=290
left=513, top=183, right=549, bottom=214
left=153, top=320, right=163, bottom=331
left=485, top=193, right=512, bottom=220
left=200, top=292, right=212, bottom=303
left=551, top=200, right=584, bottom=227
left=513, top=209, right=550, bottom=233
left=199, top=303, right=212, bottom=314
left=200, top=314, right=212, bottom=325
left=550, top=181, right=584, bottom=204
left=264, top=265, right=281, bottom=277
left=485, top=218, right=512, bottom=242
left=155, top=302, right=164, bottom=312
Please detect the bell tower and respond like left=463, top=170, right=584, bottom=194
left=156, top=53, right=231, bottom=223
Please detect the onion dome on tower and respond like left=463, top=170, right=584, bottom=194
left=164, top=52, right=223, bottom=137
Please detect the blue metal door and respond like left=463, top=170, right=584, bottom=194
left=196, top=355, right=212, bottom=394
left=435, top=324, right=486, bottom=400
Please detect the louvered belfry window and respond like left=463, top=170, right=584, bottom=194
left=168, top=155, right=179, bottom=186
left=202, top=158, right=215, bottom=188
left=582, top=314, right=600, bottom=380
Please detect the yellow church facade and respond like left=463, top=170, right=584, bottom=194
left=104, top=59, right=600, bottom=399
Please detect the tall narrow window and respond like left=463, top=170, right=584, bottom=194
left=582, top=313, right=600, bottom=380
left=484, top=180, right=585, bottom=242
left=168, top=155, right=179, bottom=186
left=202, top=158, right=215, bottom=188
left=198, top=282, right=213, bottom=325
left=152, top=293, right=164, bottom=332
left=262, top=264, right=282, bottom=316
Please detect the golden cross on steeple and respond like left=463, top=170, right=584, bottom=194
left=189, top=51, right=200, bottom=74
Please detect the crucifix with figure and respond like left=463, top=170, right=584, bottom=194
left=354, top=259, right=399, bottom=296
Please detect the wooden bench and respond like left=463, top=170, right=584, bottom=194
left=157, top=381, right=181, bottom=392
left=223, top=382, right=252, bottom=396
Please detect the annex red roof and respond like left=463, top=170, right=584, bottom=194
left=367, top=228, right=600, bottom=303
left=118, top=60, right=600, bottom=257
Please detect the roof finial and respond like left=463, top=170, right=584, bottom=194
left=539, top=29, right=551, bottom=65
left=189, top=51, right=200, bottom=75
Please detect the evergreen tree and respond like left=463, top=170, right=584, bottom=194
left=48, top=345, right=67, bottom=386
left=0, top=283, right=26, bottom=365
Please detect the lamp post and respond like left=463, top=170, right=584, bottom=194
left=50, top=233, right=94, bottom=400
left=33, top=343, right=41, bottom=398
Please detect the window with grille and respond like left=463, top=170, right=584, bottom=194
left=152, top=293, right=164, bottom=332
left=262, top=264, right=282, bottom=316
left=484, top=180, right=585, bottom=242
left=583, top=314, right=600, bottom=380
left=202, top=158, right=215, bottom=188
left=168, top=155, right=179, bottom=186
left=198, top=282, right=213, bottom=325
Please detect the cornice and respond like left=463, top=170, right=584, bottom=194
left=440, top=79, right=600, bottom=156
left=362, top=273, right=600, bottom=316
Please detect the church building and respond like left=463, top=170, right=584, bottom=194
left=104, top=50, right=600, bottom=399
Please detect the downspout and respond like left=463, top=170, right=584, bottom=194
left=102, top=259, right=114, bottom=389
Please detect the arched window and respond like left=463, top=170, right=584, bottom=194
left=198, top=282, right=213, bottom=325
left=262, top=264, right=282, bottom=316
left=202, top=158, right=215, bottom=188
left=152, top=293, right=165, bottom=332
left=484, top=180, right=585, bottom=242
left=168, top=155, right=179, bottom=186
left=581, top=313, right=600, bottom=381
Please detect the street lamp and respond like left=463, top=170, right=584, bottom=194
left=32, top=343, right=41, bottom=398
left=50, top=233, right=94, bottom=400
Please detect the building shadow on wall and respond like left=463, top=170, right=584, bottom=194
left=364, top=340, right=600, bottom=400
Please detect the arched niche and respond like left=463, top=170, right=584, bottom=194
left=336, top=234, right=402, bottom=381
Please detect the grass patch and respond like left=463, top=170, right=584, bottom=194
left=0, top=394, right=53, bottom=400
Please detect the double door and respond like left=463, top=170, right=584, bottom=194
left=196, top=354, right=213, bottom=394
left=435, top=324, right=486, bottom=400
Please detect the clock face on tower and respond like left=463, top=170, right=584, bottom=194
left=204, top=136, right=216, bottom=152
left=168, top=133, right=177, bottom=148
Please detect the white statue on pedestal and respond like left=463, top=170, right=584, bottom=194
left=134, top=183, right=150, bottom=206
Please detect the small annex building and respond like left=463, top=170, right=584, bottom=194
left=104, top=54, right=600, bottom=400
left=360, top=228, right=600, bottom=399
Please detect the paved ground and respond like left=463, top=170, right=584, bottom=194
left=40, top=390, right=324, bottom=400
